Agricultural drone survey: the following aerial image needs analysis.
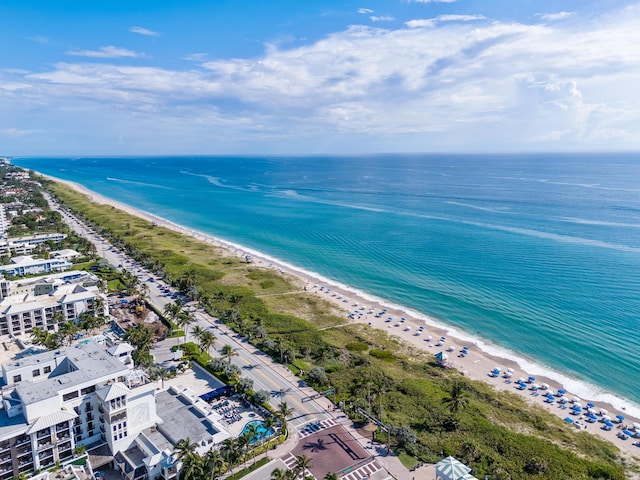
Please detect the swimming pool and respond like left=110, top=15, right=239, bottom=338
left=239, top=420, right=275, bottom=444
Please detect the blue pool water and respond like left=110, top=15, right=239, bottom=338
left=240, top=420, right=275, bottom=443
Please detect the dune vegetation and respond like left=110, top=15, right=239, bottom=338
left=44, top=178, right=637, bottom=480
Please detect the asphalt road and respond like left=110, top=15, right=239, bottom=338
left=47, top=195, right=335, bottom=431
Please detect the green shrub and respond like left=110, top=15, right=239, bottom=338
left=369, top=349, right=396, bottom=361
left=345, top=341, right=368, bottom=352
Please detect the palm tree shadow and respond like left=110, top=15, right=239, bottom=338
left=303, top=438, right=328, bottom=453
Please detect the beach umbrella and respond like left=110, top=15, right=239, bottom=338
left=517, top=377, right=526, bottom=384
left=572, top=396, right=581, bottom=403
left=557, top=389, right=566, bottom=395
left=507, top=367, right=514, bottom=373
left=547, top=389, right=555, bottom=396
left=634, top=423, right=640, bottom=430
left=588, top=413, right=598, bottom=421
left=587, top=402, right=595, bottom=408
left=401, top=317, right=406, bottom=321
left=564, top=417, right=574, bottom=423
left=559, top=396, right=569, bottom=404
left=602, top=415, right=611, bottom=422
left=503, top=371, right=512, bottom=378
left=604, top=421, right=614, bottom=428
left=616, top=415, right=624, bottom=422
left=528, top=376, right=536, bottom=383
left=599, top=408, right=608, bottom=415
left=541, top=383, right=549, bottom=390
left=623, top=430, right=635, bottom=436
left=441, top=336, right=447, bottom=341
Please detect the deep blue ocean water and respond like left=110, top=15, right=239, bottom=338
left=14, top=154, right=640, bottom=408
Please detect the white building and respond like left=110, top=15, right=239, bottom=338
left=0, top=233, right=68, bottom=258
left=0, top=255, right=72, bottom=277
left=0, top=342, right=158, bottom=479
left=0, top=282, right=106, bottom=337
left=0, top=270, right=100, bottom=301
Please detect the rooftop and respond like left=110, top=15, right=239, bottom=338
left=156, top=389, right=219, bottom=447
left=12, top=342, right=128, bottom=405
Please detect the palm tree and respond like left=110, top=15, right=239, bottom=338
left=244, top=422, right=260, bottom=459
left=198, top=331, right=217, bottom=356
left=293, top=455, right=312, bottom=479
left=174, top=437, right=197, bottom=461
left=221, top=344, right=238, bottom=365
left=442, top=381, right=470, bottom=415
left=323, top=473, right=339, bottom=480
left=192, top=325, right=205, bottom=343
left=59, top=321, right=78, bottom=346
left=220, top=438, right=240, bottom=467
left=181, top=268, right=199, bottom=288
left=204, top=449, right=225, bottom=480
left=176, top=311, right=194, bottom=344
left=277, top=401, right=294, bottom=435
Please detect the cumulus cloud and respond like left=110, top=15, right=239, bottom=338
left=537, top=11, right=575, bottom=22
left=67, top=46, right=144, bottom=58
left=129, top=26, right=159, bottom=36
left=4, top=3, right=640, bottom=152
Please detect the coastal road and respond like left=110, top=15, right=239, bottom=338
left=47, top=195, right=336, bottom=431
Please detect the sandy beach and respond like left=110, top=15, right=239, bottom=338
left=50, top=176, right=640, bottom=459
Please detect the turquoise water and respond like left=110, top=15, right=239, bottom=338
left=14, top=154, right=640, bottom=410
left=240, top=420, right=275, bottom=443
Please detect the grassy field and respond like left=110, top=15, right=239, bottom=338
left=45, top=178, right=638, bottom=480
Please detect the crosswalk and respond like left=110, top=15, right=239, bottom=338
left=297, top=418, right=338, bottom=438
left=341, top=460, right=383, bottom=480
left=282, top=453, right=314, bottom=478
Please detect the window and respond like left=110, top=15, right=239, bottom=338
left=32, top=369, right=40, bottom=377
left=43, top=366, right=51, bottom=374
left=62, top=391, right=79, bottom=401
left=13, top=375, right=21, bottom=383
left=113, top=425, right=117, bottom=432
left=81, top=385, right=96, bottom=395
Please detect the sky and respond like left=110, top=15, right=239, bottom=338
left=1, top=0, right=640, bottom=155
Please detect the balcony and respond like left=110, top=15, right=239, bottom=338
left=16, top=447, right=32, bottom=458
left=15, top=437, right=30, bottom=446
left=0, top=456, right=10, bottom=464
left=0, top=443, right=9, bottom=453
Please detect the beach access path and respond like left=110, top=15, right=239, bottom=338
left=48, top=177, right=640, bottom=462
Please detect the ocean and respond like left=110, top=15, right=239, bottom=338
left=14, top=154, right=640, bottom=411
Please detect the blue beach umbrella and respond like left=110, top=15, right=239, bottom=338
left=623, top=430, right=635, bottom=436
left=557, top=389, right=566, bottom=395
left=528, top=376, right=536, bottom=383
left=588, top=413, right=598, bottom=421
left=564, top=417, right=574, bottom=423
left=616, top=415, right=625, bottom=422
left=605, top=421, right=614, bottom=428
left=587, top=402, right=595, bottom=408
left=545, top=392, right=554, bottom=398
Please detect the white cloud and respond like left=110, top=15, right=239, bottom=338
left=370, top=16, right=394, bottom=22
left=406, top=14, right=485, bottom=28
left=537, top=11, right=575, bottom=22
left=4, top=4, right=640, bottom=153
left=438, top=14, right=486, bottom=22
left=129, top=26, right=159, bottom=36
left=358, top=8, right=374, bottom=14
left=67, top=46, right=144, bottom=58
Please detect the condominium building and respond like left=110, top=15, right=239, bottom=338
left=0, top=270, right=99, bottom=301
left=0, top=233, right=68, bottom=258
left=0, top=255, right=72, bottom=277
left=0, top=282, right=106, bottom=337
left=0, top=342, right=157, bottom=479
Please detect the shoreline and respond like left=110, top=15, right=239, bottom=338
left=44, top=174, right=640, bottom=457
